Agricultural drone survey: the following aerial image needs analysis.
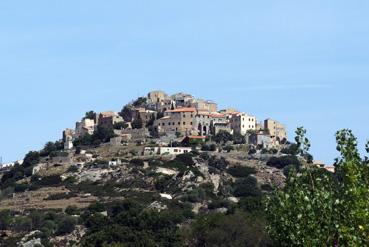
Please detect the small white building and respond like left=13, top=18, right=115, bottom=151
left=144, top=146, right=192, bottom=156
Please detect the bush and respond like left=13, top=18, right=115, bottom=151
left=56, top=216, right=77, bottom=235
left=174, top=153, right=194, bottom=166
left=213, top=130, right=233, bottom=144
left=201, top=144, right=217, bottom=152
left=31, top=175, right=62, bottom=187
left=130, top=159, right=144, bottom=167
left=281, top=144, right=298, bottom=155
left=65, top=206, right=81, bottom=216
left=208, top=156, right=229, bottom=171
left=223, top=145, right=234, bottom=153
left=238, top=196, right=264, bottom=213
left=45, top=192, right=74, bottom=201
left=267, top=156, right=301, bottom=169
left=227, top=166, right=256, bottom=178
left=233, top=176, right=261, bottom=197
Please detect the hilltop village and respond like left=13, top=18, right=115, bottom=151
left=63, top=90, right=287, bottom=155
left=0, top=90, right=301, bottom=246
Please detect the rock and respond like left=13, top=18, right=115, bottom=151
left=228, top=197, right=239, bottom=203
left=156, top=167, right=177, bottom=176
left=160, top=193, right=173, bottom=200
left=148, top=201, right=168, bottom=211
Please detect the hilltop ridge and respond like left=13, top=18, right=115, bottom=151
left=0, top=90, right=310, bottom=246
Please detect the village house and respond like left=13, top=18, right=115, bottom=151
left=264, top=118, right=287, bottom=142
left=154, top=107, right=197, bottom=136
left=147, top=90, right=168, bottom=103
left=213, top=122, right=233, bottom=135
left=132, top=107, right=157, bottom=126
left=75, top=118, right=96, bottom=138
left=98, top=111, right=124, bottom=129
left=144, top=146, right=192, bottom=155
left=194, top=112, right=228, bottom=136
left=230, top=112, right=257, bottom=135
left=171, top=93, right=194, bottom=108
left=190, top=99, right=218, bottom=113
left=248, top=131, right=273, bottom=149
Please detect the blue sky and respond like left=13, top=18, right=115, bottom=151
left=0, top=1, right=368, bottom=164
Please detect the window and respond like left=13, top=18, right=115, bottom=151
left=178, top=122, right=181, bottom=125
left=168, top=122, right=171, bottom=126
left=191, top=114, right=193, bottom=117
left=183, top=114, right=186, bottom=118
left=190, top=122, right=193, bottom=125
left=183, top=122, right=186, bottom=125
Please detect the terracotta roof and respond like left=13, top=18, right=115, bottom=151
left=166, top=107, right=196, bottom=113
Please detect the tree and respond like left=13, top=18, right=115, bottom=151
left=181, top=211, right=272, bottom=247
left=113, top=122, right=128, bottom=130
left=213, top=130, right=233, bottom=144
left=131, top=117, right=143, bottom=129
left=132, top=97, right=147, bottom=107
left=119, top=105, right=133, bottom=122
left=266, top=129, right=369, bottom=246
left=85, top=111, right=97, bottom=121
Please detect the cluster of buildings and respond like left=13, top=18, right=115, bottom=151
left=62, top=90, right=288, bottom=150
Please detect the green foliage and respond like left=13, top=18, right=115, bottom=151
left=281, top=143, right=299, bottom=155
left=131, top=117, right=143, bottom=129
left=23, top=151, right=41, bottom=167
left=119, top=105, right=134, bottom=122
left=181, top=211, right=272, bottom=247
left=31, top=175, right=62, bottom=187
left=0, top=210, right=12, bottom=230
left=266, top=128, right=369, bottom=246
left=74, top=126, right=116, bottom=146
left=80, top=199, right=183, bottom=247
left=227, top=166, right=256, bottom=178
left=40, top=141, right=64, bottom=157
left=266, top=155, right=301, bottom=169
left=223, top=145, right=234, bottom=153
left=65, top=206, right=81, bottom=216
left=232, top=176, right=261, bottom=197
left=201, top=143, right=217, bottom=151
left=213, top=130, right=233, bottom=144
left=85, top=111, right=97, bottom=120
left=132, top=97, right=147, bottom=107
left=174, top=153, right=195, bottom=166
left=208, top=156, right=229, bottom=171
left=233, top=133, right=246, bottom=144
left=113, top=122, right=128, bottom=130
left=130, top=158, right=144, bottom=167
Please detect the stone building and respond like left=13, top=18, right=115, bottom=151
left=264, top=119, right=287, bottom=142
left=154, top=107, right=196, bottom=136
left=98, top=111, right=123, bottom=129
left=230, top=113, right=257, bottom=135
left=147, top=90, right=168, bottom=103
left=75, top=118, right=96, bottom=138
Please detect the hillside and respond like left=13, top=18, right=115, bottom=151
left=0, top=91, right=308, bottom=247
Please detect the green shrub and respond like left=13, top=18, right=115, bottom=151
left=174, top=153, right=194, bottom=166
left=208, top=156, right=229, bottom=171
left=65, top=206, right=81, bottom=216
left=227, top=166, right=256, bottom=178
left=130, top=159, right=144, bottom=167
left=267, top=156, right=301, bottom=169
left=232, top=176, right=261, bottom=197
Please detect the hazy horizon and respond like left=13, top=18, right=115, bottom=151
left=1, top=1, right=369, bottom=164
